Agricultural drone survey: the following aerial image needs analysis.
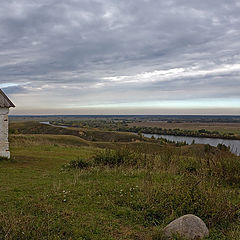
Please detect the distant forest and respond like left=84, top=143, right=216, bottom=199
left=10, top=115, right=240, bottom=123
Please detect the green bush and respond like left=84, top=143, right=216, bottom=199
left=93, top=148, right=138, bottom=167
left=217, top=143, right=230, bottom=152
left=63, top=158, right=90, bottom=169
left=211, top=155, right=240, bottom=185
left=178, top=157, right=201, bottom=173
left=0, top=157, right=10, bottom=162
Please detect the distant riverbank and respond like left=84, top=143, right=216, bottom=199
left=125, top=126, right=240, bottom=141
left=143, top=133, right=240, bottom=156
left=40, top=121, right=240, bottom=155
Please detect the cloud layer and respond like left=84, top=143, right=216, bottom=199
left=0, top=0, right=240, bottom=114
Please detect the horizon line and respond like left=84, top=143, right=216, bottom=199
left=9, top=114, right=240, bottom=117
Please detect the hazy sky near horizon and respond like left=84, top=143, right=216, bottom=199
left=1, top=0, right=240, bottom=115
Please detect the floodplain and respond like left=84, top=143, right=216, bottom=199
left=0, top=116, right=240, bottom=239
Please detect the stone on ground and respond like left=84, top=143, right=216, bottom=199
left=162, top=214, right=209, bottom=239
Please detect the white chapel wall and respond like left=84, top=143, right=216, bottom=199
left=0, top=108, right=10, bottom=158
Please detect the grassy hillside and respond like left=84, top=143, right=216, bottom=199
left=1, top=123, right=240, bottom=239
left=10, top=122, right=143, bottom=142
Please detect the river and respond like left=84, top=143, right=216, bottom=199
left=40, top=121, right=240, bottom=156
left=142, top=133, right=240, bottom=156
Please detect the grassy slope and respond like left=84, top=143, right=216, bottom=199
left=1, top=134, right=154, bottom=239
left=9, top=122, right=143, bottom=143
left=1, top=123, right=240, bottom=239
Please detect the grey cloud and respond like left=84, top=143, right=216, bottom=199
left=2, top=85, right=28, bottom=95
left=0, top=0, right=240, bottom=113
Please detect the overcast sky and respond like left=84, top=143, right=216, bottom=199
left=1, top=0, right=240, bottom=115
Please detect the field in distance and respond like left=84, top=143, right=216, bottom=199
left=128, top=121, right=240, bottom=135
left=10, top=115, right=240, bottom=136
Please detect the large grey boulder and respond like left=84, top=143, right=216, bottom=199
left=162, top=214, right=209, bottom=239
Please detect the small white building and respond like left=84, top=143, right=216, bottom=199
left=0, top=89, right=15, bottom=159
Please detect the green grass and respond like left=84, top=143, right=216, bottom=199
left=1, top=129, right=240, bottom=239
left=9, top=121, right=143, bottom=143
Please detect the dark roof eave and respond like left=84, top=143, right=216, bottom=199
left=0, top=89, right=15, bottom=108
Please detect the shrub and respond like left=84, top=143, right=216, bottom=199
left=63, top=158, right=90, bottom=169
left=178, top=157, right=201, bottom=174
left=0, top=157, right=10, bottom=162
left=93, top=148, right=138, bottom=167
left=156, top=148, right=178, bottom=170
left=210, top=154, right=240, bottom=185
left=204, top=144, right=212, bottom=153
left=217, top=143, right=230, bottom=152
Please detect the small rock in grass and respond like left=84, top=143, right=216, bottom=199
left=163, top=214, right=209, bottom=239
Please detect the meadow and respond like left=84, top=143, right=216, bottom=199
left=32, top=115, right=240, bottom=140
left=1, top=121, right=240, bottom=239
